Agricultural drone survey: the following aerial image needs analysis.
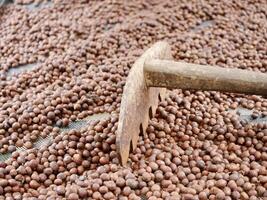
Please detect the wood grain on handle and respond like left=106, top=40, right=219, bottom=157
left=144, top=59, right=267, bottom=96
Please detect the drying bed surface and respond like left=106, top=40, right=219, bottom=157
left=0, top=0, right=266, bottom=199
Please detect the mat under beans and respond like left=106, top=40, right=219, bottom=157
left=191, top=20, right=215, bottom=32
left=0, top=113, right=111, bottom=162
left=230, top=107, right=267, bottom=124
left=6, top=63, right=40, bottom=77
left=0, top=0, right=11, bottom=6
left=1, top=0, right=53, bottom=9
left=22, top=0, right=52, bottom=10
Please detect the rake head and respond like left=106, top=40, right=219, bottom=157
left=116, top=41, right=172, bottom=166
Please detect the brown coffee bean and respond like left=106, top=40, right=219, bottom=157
left=68, top=193, right=79, bottom=200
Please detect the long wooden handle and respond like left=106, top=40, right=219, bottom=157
left=144, top=59, right=267, bottom=96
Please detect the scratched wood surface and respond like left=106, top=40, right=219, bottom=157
left=116, top=41, right=172, bottom=166
left=144, top=59, right=267, bottom=96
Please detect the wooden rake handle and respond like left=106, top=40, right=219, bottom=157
left=144, top=59, right=267, bottom=96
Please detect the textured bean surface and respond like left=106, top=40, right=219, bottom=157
left=0, top=0, right=266, bottom=199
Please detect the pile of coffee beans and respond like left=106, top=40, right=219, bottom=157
left=0, top=0, right=266, bottom=199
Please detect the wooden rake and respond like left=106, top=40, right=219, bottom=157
left=116, top=41, right=267, bottom=166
